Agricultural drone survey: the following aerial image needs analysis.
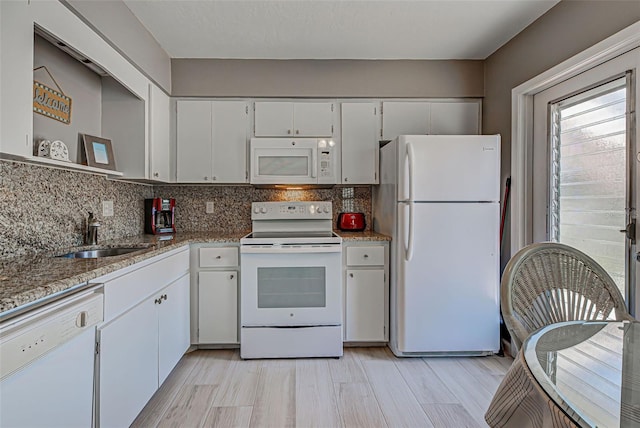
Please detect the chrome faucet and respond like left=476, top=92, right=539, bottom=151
left=87, top=211, right=101, bottom=245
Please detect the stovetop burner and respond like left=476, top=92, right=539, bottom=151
left=242, top=201, right=341, bottom=246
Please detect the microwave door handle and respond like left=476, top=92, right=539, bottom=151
left=311, top=150, right=317, bottom=178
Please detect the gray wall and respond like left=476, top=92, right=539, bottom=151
left=33, top=34, right=102, bottom=163
left=172, top=59, right=484, bottom=98
left=62, top=0, right=171, bottom=93
left=483, top=1, right=640, bottom=265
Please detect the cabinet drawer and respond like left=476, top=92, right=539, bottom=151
left=199, top=247, right=238, bottom=268
left=346, top=246, right=384, bottom=266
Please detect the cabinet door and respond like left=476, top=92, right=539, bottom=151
left=345, top=269, right=385, bottom=342
left=0, top=0, right=33, bottom=158
left=430, top=102, right=480, bottom=135
left=149, top=83, right=171, bottom=182
left=382, top=102, right=430, bottom=140
left=198, top=271, right=238, bottom=344
left=212, top=101, right=249, bottom=183
left=98, top=298, right=158, bottom=428
left=341, top=103, right=379, bottom=184
left=254, top=102, right=294, bottom=137
left=176, top=100, right=212, bottom=182
left=158, top=273, right=190, bottom=384
left=294, top=102, right=334, bottom=137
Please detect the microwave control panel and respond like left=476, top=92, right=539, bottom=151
left=318, top=144, right=335, bottom=183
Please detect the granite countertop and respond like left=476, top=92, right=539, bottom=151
left=0, top=231, right=247, bottom=315
left=0, top=230, right=391, bottom=317
left=335, top=230, right=391, bottom=241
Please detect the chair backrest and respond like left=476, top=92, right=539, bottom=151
left=501, top=242, right=631, bottom=350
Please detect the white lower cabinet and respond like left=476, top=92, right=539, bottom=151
left=191, top=245, right=240, bottom=345
left=343, top=242, right=389, bottom=342
left=97, top=294, right=158, bottom=428
left=158, top=275, right=191, bottom=384
left=96, top=247, right=190, bottom=428
left=198, top=271, right=238, bottom=343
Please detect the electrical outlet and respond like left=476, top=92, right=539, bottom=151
left=206, top=201, right=214, bottom=214
left=102, top=200, right=114, bottom=217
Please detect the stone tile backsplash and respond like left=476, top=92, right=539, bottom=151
left=0, top=160, right=153, bottom=259
left=1, top=160, right=372, bottom=259
left=152, top=185, right=372, bottom=233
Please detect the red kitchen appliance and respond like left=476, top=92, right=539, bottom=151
left=144, top=198, right=176, bottom=234
left=337, top=212, right=366, bottom=231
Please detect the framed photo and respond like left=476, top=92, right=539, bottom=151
left=81, top=134, right=116, bottom=170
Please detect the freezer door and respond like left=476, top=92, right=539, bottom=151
left=398, top=135, right=500, bottom=202
left=396, top=201, right=500, bottom=353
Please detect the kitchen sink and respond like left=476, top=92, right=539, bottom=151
left=57, top=247, right=149, bottom=259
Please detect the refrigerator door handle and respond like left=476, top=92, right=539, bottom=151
left=406, top=142, right=415, bottom=202
left=405, top=202, right=414, bottom=261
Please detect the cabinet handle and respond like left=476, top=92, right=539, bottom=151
left=349, top=273, right=354, bottom=278
left=295, top=129, right=299, bottom=135
left=344, top=177, right=348, bottom=182
left=230, top=274, right=235, bottom=279
left=216, top=255, right=222, bottom=259
left=363, top=254, right=369, bottom=258
left=212, top=176, right=217, bottom=181
left=287, top=129, right=291, bottom=135
left=155, top=298, right=162, bottom=304
left=162, top=294, right=168, bottom=301
left=204, top=176, right=209, bottom=181
left=153, top=172, right=159, bottom=177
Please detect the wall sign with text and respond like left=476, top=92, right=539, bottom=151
left=33, top=81, right=72, bottom=124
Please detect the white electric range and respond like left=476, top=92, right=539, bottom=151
left=240, top=201, right=343, bottom=359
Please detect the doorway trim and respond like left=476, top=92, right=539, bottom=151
left=511, top=20, right=640, bottom=255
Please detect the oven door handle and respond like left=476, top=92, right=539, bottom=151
left=241, top=246, right=342, bottom=254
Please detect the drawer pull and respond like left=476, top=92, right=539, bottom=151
left=349, top=273, right=354, bottom=278
left=363, top=254, right=369, bottom=258
left=216, top=255, right=222, bottom=259
left=230, top=274, right=235, bottom=279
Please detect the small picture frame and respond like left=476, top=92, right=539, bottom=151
left=81, top=134, right=116, bottom=170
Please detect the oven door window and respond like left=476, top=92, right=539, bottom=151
left=258, top=156, right=309, bottom=176
left=257, top=267, right=326, bottom=308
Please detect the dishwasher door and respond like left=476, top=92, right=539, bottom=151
left=0, top=289, right=103, bottom=428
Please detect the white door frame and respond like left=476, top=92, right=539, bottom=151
left=510, top=21, right=640, bottom=255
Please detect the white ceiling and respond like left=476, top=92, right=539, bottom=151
left=123, top=0, right=560, bottom=60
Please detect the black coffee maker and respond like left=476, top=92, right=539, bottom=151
left=144, top=198, right=176, bottom=234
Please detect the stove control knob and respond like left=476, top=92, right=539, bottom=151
left=254, top=206, right=260, bottom=214
left=323, top=206, right=330, bottom=213
left=260, top=207, right=267, bottom=214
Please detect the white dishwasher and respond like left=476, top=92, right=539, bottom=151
left=0, top=286, right=104, bottom=428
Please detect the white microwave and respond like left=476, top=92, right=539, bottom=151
left=250, top=138, right=337, bottom=186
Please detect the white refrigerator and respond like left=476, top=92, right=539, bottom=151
left=374, top=135, right=501, bottom=356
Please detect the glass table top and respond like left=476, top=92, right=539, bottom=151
left=523, top=320, right=640, bottom=428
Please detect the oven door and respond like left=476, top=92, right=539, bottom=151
left=250, top=138, right=318, bottom=185
left=240, top=245, right=342, bottom=326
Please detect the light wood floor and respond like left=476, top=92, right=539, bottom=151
left=132, top=347, right=513, bottom=428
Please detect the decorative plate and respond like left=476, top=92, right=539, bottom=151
left=37, top=139, right=51, bottom=158
left=50, top=140, right=70, bottom=161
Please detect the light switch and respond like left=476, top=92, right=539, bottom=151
left=102, top=200, right=114, bottom=217
left=206, top=201, right=214, bottom=214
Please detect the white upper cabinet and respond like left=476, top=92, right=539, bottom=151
left=430, top=101, right=481, bottom=135
left=176, top=100, right=248, bottom=183
left=212, top=101, right=249, bottom=183
left=341, top=103, right=379, bottom=184
left=254, top=101, right=334, bottom=137
left=382, top=100, right=481, bottom=140
left=292, top=102, right=334, bottom=137
left=148, top=83, right=171, bottom=182
left=0, top=0, right=34, bottom=158
left=176, top=100, right=213, bottom=182
left=382, top=102, right=430, bottom=140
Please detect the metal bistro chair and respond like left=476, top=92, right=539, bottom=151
left=501, top=242, right=633, bottom=351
